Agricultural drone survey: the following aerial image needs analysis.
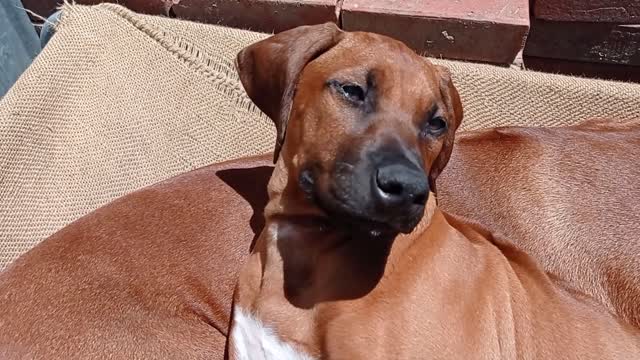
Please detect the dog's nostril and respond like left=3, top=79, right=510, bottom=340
left=376, top=170, right=405, bottom=198
left=379, top=180, right=404, bottom=196
left=376, top=165, right=429, bottom=206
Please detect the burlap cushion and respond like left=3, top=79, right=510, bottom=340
left=1, top=3, right=639, bottom=269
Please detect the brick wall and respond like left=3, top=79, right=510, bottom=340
left=22, top=0, right=530, bottom=66
left=524, top=0, right=639, bottom=82
left=19, top=0, right=640, bottom=82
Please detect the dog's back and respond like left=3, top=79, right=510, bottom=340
left=0, top=155, right=272, bottom=359
left=1, top=120, right=639, bottom=358
left=440, top=119, right=640, bottom=327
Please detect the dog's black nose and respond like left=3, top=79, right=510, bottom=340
left=375, top=163, right=429, bottom=208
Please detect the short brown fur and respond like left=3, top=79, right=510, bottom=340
left=1, top=24, right=639, bottom=360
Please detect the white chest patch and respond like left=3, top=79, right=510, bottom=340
left=231, top=306, right=316, bottom=360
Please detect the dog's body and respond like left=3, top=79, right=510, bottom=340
left=1, top=24, right=639, bottom=359
left=228, top=24, right=640, bottom=358
left=441, top=120, right=640, bottom=328
left=0, top=156, right=271, bottom=359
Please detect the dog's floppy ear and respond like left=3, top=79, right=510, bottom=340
left=236, top=23, right=344, bottom=163
left=429, top=65, right=463, bottom=193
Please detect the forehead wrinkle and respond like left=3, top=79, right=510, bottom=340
left=374, top=64, right=437, bottom=110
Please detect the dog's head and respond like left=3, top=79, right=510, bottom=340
left=236, top=23, right=463, bottom=235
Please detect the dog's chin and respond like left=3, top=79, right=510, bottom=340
left=313, top=191, right=422, bottom=237
left=389, top=213, right=423, bottom=235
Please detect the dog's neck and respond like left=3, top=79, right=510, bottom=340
left=245, top=158, right=438, bottom=309
left=231, top=161, right=444, bottom=357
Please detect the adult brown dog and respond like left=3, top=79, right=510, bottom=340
left=227, top=23, right=640, bottom=358
left=1, top=23, right=639, bottom=359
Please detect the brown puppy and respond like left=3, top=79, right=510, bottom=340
left=1, top=24, right=640, bottom=359
left=227, top=24, right=640, bottom=358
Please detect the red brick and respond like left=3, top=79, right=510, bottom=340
left=341, top=0, right=529, bottom=65
left=21, top=0, right=167, bottom=21
left=172, top=0, right=338, bottom=33
left=524, top=56, right=640, bottom=84
left=534, top=0, right=640, bottom=24
left=524, top=20, right=640, bottom=66
left=83, top=0, right=168, bottom=14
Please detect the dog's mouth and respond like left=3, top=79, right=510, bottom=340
left=299, top=169, right=423, bottom=236
left=316, top=195, right=399, bottom=237
left=321, top=198, right=398, bottom=236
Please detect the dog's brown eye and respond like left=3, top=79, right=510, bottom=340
left=339, top=84, right=365, bottom=103
left=423, top=116, right=447, bottom=136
